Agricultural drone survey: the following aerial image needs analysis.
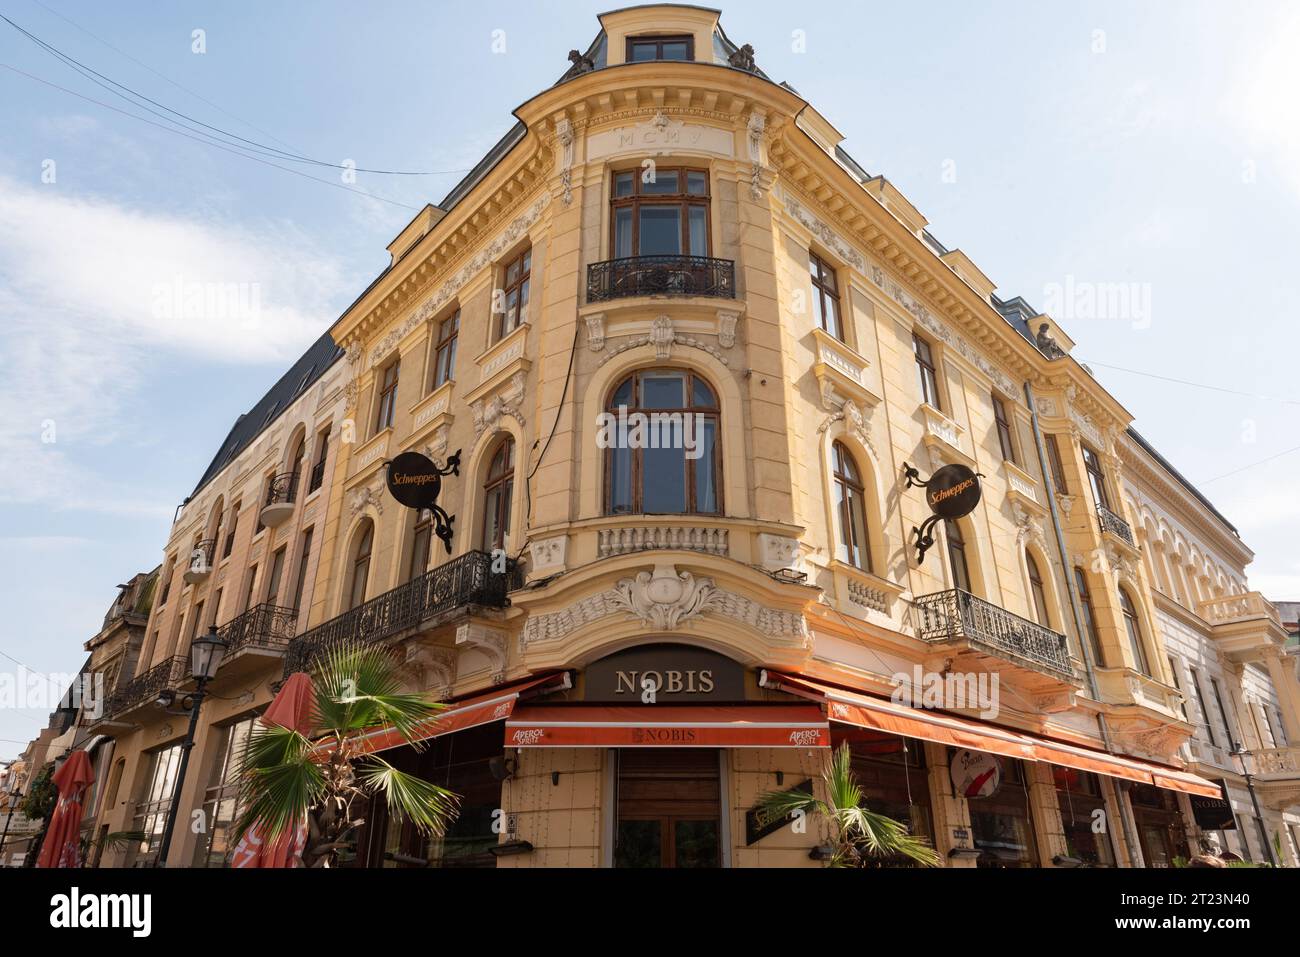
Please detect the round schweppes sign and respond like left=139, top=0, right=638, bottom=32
left=924, top=464, right=982, bottom=519
left=385, top=451, right=443, bottom=510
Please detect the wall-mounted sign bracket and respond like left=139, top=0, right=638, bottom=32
left=385, top=449, right=462, bottom=554
left=903, top=461, right=983, bottom=566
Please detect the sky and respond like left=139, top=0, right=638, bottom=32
left=2, top=0, right=1298, bottom=760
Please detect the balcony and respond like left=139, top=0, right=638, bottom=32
left=1096, top=503, right=1134, bottom=546
left=259, top=471, right=300, bottom=528
left=1245, top=745, right=1300, bottom=811
left=214, top=603, right=298, bottom=678
left=181, top=539, right=216, bottom=584
left=97, top=656, right=189, bottom=721
left=283, top=550, right=521, bottom=675
left=913, top=588, right=1076, bottom=683
left=587, top=255, right=735, bottom=303
left=1197, top=591, right=1289, bottom=663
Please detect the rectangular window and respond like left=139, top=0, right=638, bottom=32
left=1044, top=434, right=1069, bottom=496
left=1209, top=677, right=1235, bottom=748
left=1082, top=445, right=1110, bottom=509
left=264, top=547, right=287, bottom=606
left=913, top=333, right=940, bottom=409
left=497, top=252, right=530, bottom=340
left=409, top=510, right=433, bottom=582
left=992, top=393, right=1017, bottom=464
left=308, top=430, right=329, bottom=493
left=375, top=359, right=400, bottom=433
left=222, top=503, right=240, bottom=558
left=195, top=716, right=258, bottom=867
left=1189, top=668, right=1217, bottom=747
left=290, top=528, right=313, bottom=613
left=431, top=310, right=459, bottom=390
left=610, top=167, right=710, bottom=259
left=130, top=744, right=182, bottom=866
left=626, top=34, right=694, bottom=62
left=158, top=558, right=175, bottom=606
left=242, top=564, right=258, bottom=614
left=1167, top=656, right=1188, bottom=719
left=809, top=251, right=842, bottom=340
left=255, top=477, right=269, bottom=534
left=189, top=601, right=204, bottom=642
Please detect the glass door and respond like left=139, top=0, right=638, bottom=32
left=615, top=748, right=721, bottom=868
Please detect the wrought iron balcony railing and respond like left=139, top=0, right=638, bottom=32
left=587, top=255, right=736, bottom=303
left=265, top=471, right=301, bottom=507
left=913, top=588, right=1073, bottom=676
left=99, top=656, right=189, bottom=718
left=283, top=550, right=520, bottom=675
left=1097, top=504, right=1134, bottom=546
left=218, top=602, right=298, bottom=656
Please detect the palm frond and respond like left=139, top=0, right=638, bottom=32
left=312, top=642, right=445, bottom=742
left=357, top=756, right=460, bottom=835
left=232, top=723, right=323, bottom=842
left=754, top=784, right=824, bottom=829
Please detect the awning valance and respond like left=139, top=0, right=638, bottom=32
left=325, top=672, right=572, bottom=757
left=505, top=704, right=830, bottom=749
left=759, top=670, right=1220, bottom=799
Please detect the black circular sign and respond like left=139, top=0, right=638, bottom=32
left=386, top=451, right=442, bottom=509
left=925, top=464, right=982, bottom=519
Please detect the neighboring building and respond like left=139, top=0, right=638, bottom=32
left=73, top=4, right=1300, bottom=869
left=83, top=333, right=346, bottom=867
left=0, top=760, right=40, bottom=867
left=1121, top=433, right=1300, bottom=864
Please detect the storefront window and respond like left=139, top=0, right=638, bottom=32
left=1052, top=767, right=1115, bottom=866
left=129, top=743, right=182, bottom=866
left=195, top=715, right=259, bottom=867
left=967, top=757, right=1039, bottom=868
left=838, top=729, right=934, bottom=864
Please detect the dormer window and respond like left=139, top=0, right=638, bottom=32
left=627, top=35, right=693, bottom=62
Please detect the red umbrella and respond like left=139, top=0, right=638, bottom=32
left=230, top=672, right=315, bottom=868
left=36, top=749, right=95, bottom=868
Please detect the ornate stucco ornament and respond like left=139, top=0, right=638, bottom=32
left=555, top=117, right=575, bottom=206
left=817, top=395, right=877, bottom=459
left=470, top=371, right=526, bottom=438
left=609, top=563, right=723, bottom=630
left=745, top=110, right=766, bottom=200
left=348, top=482, right=385, bottom=517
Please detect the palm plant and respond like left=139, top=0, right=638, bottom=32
left=756, top=741, right=940, bottom=868
left=233, top=642, right=460, bottom=868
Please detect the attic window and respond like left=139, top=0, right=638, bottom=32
left=296, top=366, right=315, bottom=395
left=627, top=35, right=693, bottom=62
left=262, top=402, right=279, bottom=427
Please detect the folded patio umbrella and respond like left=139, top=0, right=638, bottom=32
left=35, top=749, right=95, bottom=868
left=230, top=672, right=315, bottom=868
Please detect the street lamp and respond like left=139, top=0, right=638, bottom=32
left=1230, top=741, right=1277, bottom=867
left=156, top=625, right=227, bottom=866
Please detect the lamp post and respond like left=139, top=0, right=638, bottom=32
left=156, top=625, right=227, bottom=867
left=0, top=789, right=23, bottom=867
left=1230, top=742, right=1276, bottom=866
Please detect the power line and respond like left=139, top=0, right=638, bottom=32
left=1, top=12, right=471, bottom=177
left=1201, top=445, right=1300, bottom=485
left=1083, top=359, right=1300, bottom=407
left=0, top=63, right=420, bottom=210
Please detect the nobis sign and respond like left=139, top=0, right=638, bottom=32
left=903, top=461, right=983, bottom=564
left=384, top=449, right=461, bottom=554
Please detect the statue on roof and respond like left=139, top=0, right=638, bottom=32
left=1035, top=321, right=1066, bottom=359
left=567, top=49, right=595, bottom=75
left=728, top=43, right=757, bottom=72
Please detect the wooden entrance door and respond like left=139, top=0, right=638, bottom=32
left=615, top=748, right=721, bottom=868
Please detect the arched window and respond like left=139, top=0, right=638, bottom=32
left=482, top=437, right=515, bottom=551
left=1073, top=568, right=1104, bottom=665
left=348, top=520, right=373, bottom=610
left=1118, top=587, right=1151, bottom=676
left=1026, top=552, right=1051, bottom=627
left=831, top=442, right=871, bottom=572
left=946, top=519, right=971, bottom=593
left=604, top=369, right=720, bottom=515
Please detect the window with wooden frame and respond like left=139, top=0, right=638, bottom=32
left=241, top=564, right=258, bottom=614
left=604, top=369, right=721, bottom=516
left=290, top=527, right=313, bottom=612
left=264, top=546, right=287, bottom=606
left=1044, top=433, right=1069, bottom=495
left=481, top=438, right=515, bottom=551
left=1082, top=445, right=1110, bottom=509
left=831, top=441, right=871, bottom=572
left=222, top=503, right=239, bottom=558
left=430, top=309, right=460, bottom=390
left=348, top=521, right=374, bottom=611
left=308, top=429, right=329, bottom=493
left=626, top=34, right=694, bottom=62
left=992, top=393, right=1017, bottom=464
left=913, top=333, right=941, bottom=409
left=1188, top=667, right=1217, bottom=747
left=1025, top=551, right=1051, bottom=627
left=497, top=252, right=530, bottom=341
left=945, top=519, right=972, bottom=593
left=610, top=167, right=710, bottom=259
left=809, top=251, right=843, bottom=340
left=1118, top=587, right=1151, bottom=676
left=375, top=358, right=400, bottom=433
left=408, top=509, right=433, bottom=582
left=1073, top=567, right=1105, bottom=665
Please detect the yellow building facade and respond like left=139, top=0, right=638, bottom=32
left=80, top=4, right=1300, bottom=869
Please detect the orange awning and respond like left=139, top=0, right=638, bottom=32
left=505, top=704, right=830, bottom=748
left=760, top=670, right=1220, bottom=799
left=326, top=672, right=572, bottom=757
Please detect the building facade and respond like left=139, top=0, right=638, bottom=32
left=67, top=4, right=1300, bottom=868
